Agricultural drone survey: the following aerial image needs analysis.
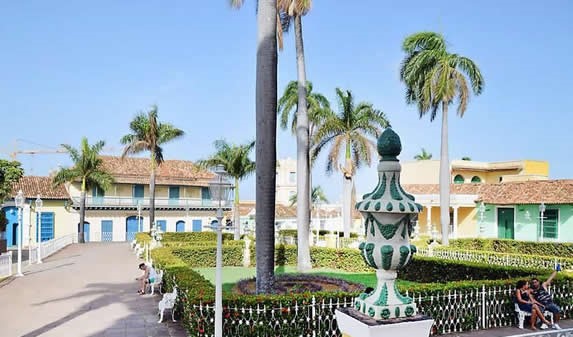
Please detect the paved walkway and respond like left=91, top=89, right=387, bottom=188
left=0, top=243, right=187, bottom=337
left=448, top=322, right=573, bottom=337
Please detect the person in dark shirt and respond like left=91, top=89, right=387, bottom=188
left=531, top=266, right=562, bottom=330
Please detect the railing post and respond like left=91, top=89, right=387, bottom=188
left=481, top=285, right=486, bottom=329
left=8, top=251, right=13, bottom=277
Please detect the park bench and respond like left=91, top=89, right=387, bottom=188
left=147, top=269, right=164, bottom=295
left=514, top=302, right=553, bottom=329
left=158, top=285, right=178, bottom=323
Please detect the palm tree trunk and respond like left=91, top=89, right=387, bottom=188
left=79, top=185, right=86, bottom=244
left=234, top=177, right=240, bottom=240
left=440, top=101, right=450, bottom=245
left=149, top=166, right=156, bottom=232
left=342, top=142, right=352, bottom=238
left=294, top=15, right=311, bottom=272
left=255, top=0, right=277, bottom=294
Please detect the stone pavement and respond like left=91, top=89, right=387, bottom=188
left=0, top=243, right=187, bottom=337
left=446, top=320, right=573, bottom=337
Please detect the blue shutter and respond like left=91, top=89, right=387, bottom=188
left=101, top=220, right=113, bottom=241
left=156, top=220, right=167, bottom=232
left=40, top=213, right=55, bottom=241
left=176, top=220, right=185, bottom=232
left=192, top=219, right=202, bottom=232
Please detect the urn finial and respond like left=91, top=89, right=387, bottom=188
left=377, top=128, right=402, bottom=162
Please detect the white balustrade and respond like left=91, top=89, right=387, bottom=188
left=0, top=251, right=13, bottom=278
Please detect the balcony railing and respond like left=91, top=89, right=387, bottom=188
left=71, top=196, right=232, bottom=208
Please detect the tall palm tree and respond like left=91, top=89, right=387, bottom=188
left=197, top=140, right=256, bottom=240
left=414, top=148, right=433, bottom=160
left=278, top=79, right=329, bottom=271
left=53, top=137, right=114, bottom=243
left=120, top=105, right=184, bottom=232
left=312, top=88, right=390, bottom=238
left=288, top=185, right=329, bottom=206
left=400, top=31, right=484, bottom=245
left=230, top=0, right=278, bottom=294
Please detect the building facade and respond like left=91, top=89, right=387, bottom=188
left=276, top=158, right=297, bottom=206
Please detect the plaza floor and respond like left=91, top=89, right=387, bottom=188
left=0, top=243, right=187, bottom=337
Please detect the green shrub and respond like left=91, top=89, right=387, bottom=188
left=163, top=240, right=245, bottom=248
left=135, top=232, right=152, bottom=245
left=450, top=238, right=573, bottom=257
left=172, top=246, right=244, bottom=267
left=162, top=232, right=234, bottom=242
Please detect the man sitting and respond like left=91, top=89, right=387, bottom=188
left=136, top=262, right=157, bottom=295
left=531, top=265, right=562, bottom=330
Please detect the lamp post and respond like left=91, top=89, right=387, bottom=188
left=137, top=200, right=142, bottom=233
left=208, top=164, right=233, bottom=337
left=539, top=202, right=546, bottom=242
left=14, top=190, right=24, bottom=276
left=35, top=195, right=43, bottom=264
left=478, top=202, right=486, bottom=237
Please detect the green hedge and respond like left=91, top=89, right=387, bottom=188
left=135, top=232, right=152, bottom=245
left=162, top=232, right=234, bottom=242
left=163, top=240, right=245, bottom=248
left=450, top=238, right=573, bottom=257
left=171, top=246, right=244, bottom=267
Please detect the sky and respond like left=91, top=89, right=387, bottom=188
left=1, top=0, right=572, bottom=203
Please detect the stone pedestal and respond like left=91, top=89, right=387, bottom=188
left=336, top=307, right=434, bottom=337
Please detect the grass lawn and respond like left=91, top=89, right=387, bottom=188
left=194, top=266, right=418, bottom=293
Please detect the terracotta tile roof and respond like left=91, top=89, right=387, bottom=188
left=229, top=202, right=360, bottom=219
left=477, top=180, right=573, bottom=205
left=11, top=176, right=69, bottom=200
left=100, top=156, right=214, bottom=187
left=402, top=183, right=483, bottom=195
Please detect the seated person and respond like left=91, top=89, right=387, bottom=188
left=515, top=280, right=552, bottom=330
left=136, top=262, right=157, bottom=295
left=531, top=265, right=562, bottom=330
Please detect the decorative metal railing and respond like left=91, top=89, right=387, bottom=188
left=417, top=247, right=568, bottom=270
left=171, top=280, right=573, bottom=336
left=0, top=251, right=13, bottom=278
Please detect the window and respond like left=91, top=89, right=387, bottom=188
left=471, top=176, right=482, bottom=183
left=453, top=175, right=465, bottom=184
left=37, top=212, right=55, bottom=241
left=541, top=209, right=558, bottom=239
left=133, top=184, right=144, bottom=199
left=289, top=171, right=296, bottom=183
left=92, top=186, right=104, bottom=205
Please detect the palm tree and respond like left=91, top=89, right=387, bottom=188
left=120, top=105, right=184, bottom=232
left=288, top=185, right=329, bottom=206
left=414, top=148, right=433, bottom=160
left=461, top=156, right=472, bottom=161
left=53, top=137, right=114, bottom=243
left=312, top=88, right=390, bottom=238
left=197, top=140, right=256, bottom=240
left=230, top=0, right=278, bottom=294
left=278, top=79, right=329, bottom=271
left=400, top=31, right=484, bottom=245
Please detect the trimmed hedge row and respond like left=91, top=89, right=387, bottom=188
left=450, top=238, right=573, bottom=258
left=135, top=232, right=152, bottom=244
left=171, top=246, right=244, bottom=268
left=163, top=240, right=245, bottom=248
left=162, top=232, right=234, bottom=242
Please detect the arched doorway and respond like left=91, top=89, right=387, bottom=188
left=77, top=222, right=90, bottom=242
left=126, top=216, right=139, bottom=241
left=3, top=207, right=18, bottom=246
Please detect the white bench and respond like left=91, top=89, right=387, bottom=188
left=158, top=286, right=178, bottom=323
left=514, top=303, right=554, bottom=329
left=147, top=269, right=164, bottom=295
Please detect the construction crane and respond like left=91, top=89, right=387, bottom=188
left=10, top=148, right=68, bottom=160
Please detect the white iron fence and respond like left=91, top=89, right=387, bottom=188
left=174, top=281, right=573, bottom=336
left=1, top=233, right=76, bottom=277
left=417, top=247, right=569, bottom=270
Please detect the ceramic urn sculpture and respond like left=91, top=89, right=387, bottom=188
left=354, top=128, right=422, bottom=320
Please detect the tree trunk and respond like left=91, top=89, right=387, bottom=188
left=255, top=0, right=277, bottom=294
left=342, top=142, right=352, bottom=238
left=149, top=165, right=156, bottom=232
left=439, top=102, right=450, bottom=245
left=78, top=185, right=86, bottom=244
left=294, top=15, right=311, bottom=272
left=234, top=177, right=240, bottom=240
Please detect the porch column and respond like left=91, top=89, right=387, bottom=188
left=452, top=206, right=459, bottom=238
left=426, top=205, right=432, bottom=236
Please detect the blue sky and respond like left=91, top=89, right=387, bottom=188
left=1, top=0, right=572, bottom=203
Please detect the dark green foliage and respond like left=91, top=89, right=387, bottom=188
left=171, top=246, right=244, bottom=267
left=450, top=238, right=573, bottom=257
left=399, top=256, right=543, bottom=283
left=0, top=159, right=24, bottom=204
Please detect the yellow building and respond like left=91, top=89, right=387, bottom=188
left=400, top=159, right=549, bottom=239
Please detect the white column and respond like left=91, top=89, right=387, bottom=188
left=426, top=206, right=432, bottom=236
left=452, top=206, right=459, bottom=238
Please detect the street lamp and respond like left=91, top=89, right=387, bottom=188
left=478, top=202, right=486, bottom=237
left=35, top=195, right=43, bottom=264
left=137, top=200, right=143, bottom=232
left=14, top=190, right=24, bottom=276
left=208, top=165, right=233, bottom=337
left=539, top=202, right=546, bottom=241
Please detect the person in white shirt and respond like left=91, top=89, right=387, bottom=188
left=136, top=262, right=157, bottom=295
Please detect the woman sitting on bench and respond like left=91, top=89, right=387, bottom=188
left=516, top=280, right=552, bottom=330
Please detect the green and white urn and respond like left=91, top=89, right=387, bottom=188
left=353, top=128, right=422, bottom=320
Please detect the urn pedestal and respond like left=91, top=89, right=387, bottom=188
left=335, top=128, right=434, bottom=337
